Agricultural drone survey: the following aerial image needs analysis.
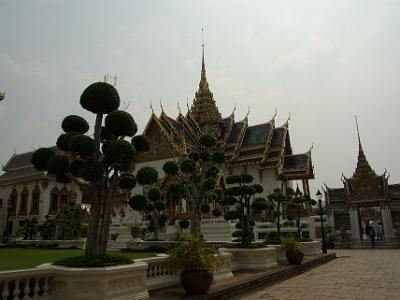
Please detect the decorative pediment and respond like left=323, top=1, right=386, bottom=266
left=136, top=116, right=182, bottom=163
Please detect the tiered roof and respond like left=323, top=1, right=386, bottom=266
left=325, top=118, right=390, bottom=203
left=0, top=146, right=58, bottom=185
left=137, top=50, right=314, bottom=180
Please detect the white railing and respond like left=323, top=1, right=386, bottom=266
left=0, top=269, right=52, bottom=299
left=137, top=252, right=233, bottom=290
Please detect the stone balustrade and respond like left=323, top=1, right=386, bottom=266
left=0, top=251, right=233, bottom=299
left=137, top=252, right=233, bottom=290
left=0, top=268, right=52, bottom=299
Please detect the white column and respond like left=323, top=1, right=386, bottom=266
left=382, top=206, right=395, bottom=239
left=40, top=187, right=51, bottom=222
left=349, top=207, right=360, bottom=240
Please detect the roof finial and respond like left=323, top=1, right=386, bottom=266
left=200, top=28, right=207, bottom=84
left=177, top=102, right=182, bottom=115
left=186, top=97, right=190, bottom=114
left=150, top=101, right=154, bottom=114
left=308, top=143, right=314, bottom=152
left=273, top=107, right=277, bottom=118
left=245, top=106, right=250, bottom=119
left=355, top=115, right=362, bottom=150
left=231, top=103, right=236, bottom=116
left=160, top=98, right=164, bottom=112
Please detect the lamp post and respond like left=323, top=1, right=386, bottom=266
left=316, top=190, right=327, bottom=254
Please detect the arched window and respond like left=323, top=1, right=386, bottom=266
left=31, top=185, right=40, bottom=215
left=69, top=188, right=77, bottom=203
left=19, top=187, right=29, bottom=215
left=59, top=187, right=69, bottom=209
left=8, top=189, right=18, bottom=216
left=50, top=187, right=59, bottom=214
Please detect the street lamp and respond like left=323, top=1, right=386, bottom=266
left=316, top=190, right=327, bottom=254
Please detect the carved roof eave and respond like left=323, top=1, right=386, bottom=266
left=281, top=149, right=314, bottom=179
left=227, top=117, right=248, bottom=164
left=160, top=111, right=182, bottom=140
left=220, top=114, right=235, bottom=149
left=177, top=113, right=198, bottom=139
left=144, top=113, right=186, bottom=157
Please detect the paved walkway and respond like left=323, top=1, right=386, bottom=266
left=236, top=249, right=400, bottom=300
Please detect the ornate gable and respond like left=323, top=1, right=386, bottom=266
left=136, top=114, right=183, bottom=162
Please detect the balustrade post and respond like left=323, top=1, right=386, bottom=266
left=43, top=277, right=50, bottom=296
left=2, top=280, right=9, bottom=299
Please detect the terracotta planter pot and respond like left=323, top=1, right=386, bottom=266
left=180, top=270, right=213, bottom=295
left=285, top=249, right=304, bottom=265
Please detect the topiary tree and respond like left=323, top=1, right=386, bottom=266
left=128, top=167, right=166, bottom=240
left=56, top=201, right=87, bottom=240
left=223, top=173, right=267, bottom=244
left=286, top=191, right=316, bottom=240
left=267, top=173, right=294, bottom=240
left=31, top=82, right=149, bottom=258
left=38, top=215, right=56, bottom=240
left=21, top=217, right=39, bottom=240
left=162, top=133, right=226, bottom=237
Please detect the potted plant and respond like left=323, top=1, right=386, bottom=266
left=166, top=234, right=217, bottom=295
left=281, top=235, right=304, bottom=265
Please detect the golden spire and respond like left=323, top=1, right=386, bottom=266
left=354, top=116, right=375, bottom=177
left=188, top=30, right=222, bottom=132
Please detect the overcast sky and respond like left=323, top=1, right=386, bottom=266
left=1, top=0, right=399, bottom=193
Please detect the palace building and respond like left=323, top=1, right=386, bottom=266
left=0, top=50, right=315, bottom=238
left=325, top=122, right=400, bottom=245
left=134, top=48, right=315, bottom=220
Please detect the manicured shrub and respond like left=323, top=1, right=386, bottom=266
left=80, top=160, right=104, bottom=182
left=129, top=195, right=147, bottom=211
left=47, top=154, right=69, bottom=174
left=155, top=200, right=166, bottom=211
left=163, top=161, right=179, bottom=175
left=69, top=159, right=86, bottom=177
left=199, top=133, right=217, bottom=148
left=56, top=132, right=79, bottom=151
left=54, top=253, right=131, bottom=268
left=147, top=188, right=161, bottom=201
left=119, top=174, right=137, bottom=189
left=69, top=134, right=95, bottom=158
left=80, top=82, right=120, bottom=114
left=180, top=158, right=196, bottom=174
left=105, top=110, right=137, bottom=137
left=101, top=126, right=114, bottom=141
left=131, top=135, right=150, bottom=152
left=136, top=167, right=158, bottom=186
left=31, top=148, right=55, bottom=171
left=105, top=140, right=135, bottom=169
left=62, top=115, right=89, bottom=134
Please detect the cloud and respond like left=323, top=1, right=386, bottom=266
left=276, top=34, right=334, bottom=66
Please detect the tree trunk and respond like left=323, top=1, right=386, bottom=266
left=153, top=210, right=160, bottom=241
left=98, top=175, right=118, bottom=257
left=84, top=188, right=102, bottom=257
left=190, top=199, right=201, bottom=237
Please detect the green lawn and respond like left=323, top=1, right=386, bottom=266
left=0, top=248, right=156, bottom=271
